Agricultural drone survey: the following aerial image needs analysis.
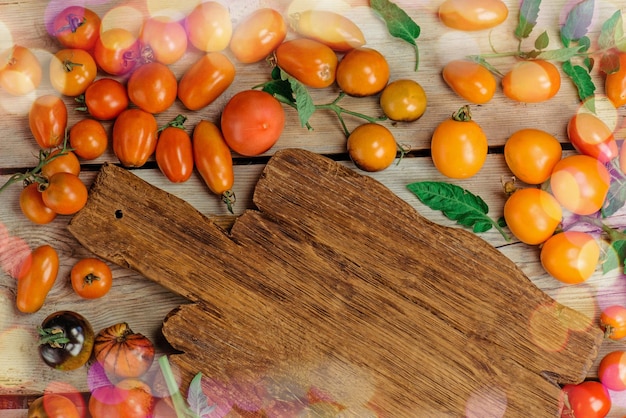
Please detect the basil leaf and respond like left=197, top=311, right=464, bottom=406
left=370, top=0, right=420, bottom=71
left=562, top=60, right=596, bottom=110
left=187, top=373, right=216, bottom=418
left=561, top=0, right=595, bottom=45
left=515, top=0, right=541, bottom=40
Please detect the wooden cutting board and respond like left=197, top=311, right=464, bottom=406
left=68, top=149, right=603, bottom=417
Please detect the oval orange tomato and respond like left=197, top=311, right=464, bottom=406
left=606, top=52, right=626, bottom=107
left=41, top=172, right=88, bottom=215
left=185, top=1, right=232, bottom=52
left=139, top=16, right=187, bottom=65
left=503, top=188, right=562, bottom=245
left=347, top=123, right=397, bottom=172
left=275, top=38, right=338, bottom=89
left=112, top=108, right=158, bottom=167
left=28, top=95, right=68, bottom=149
left=81, top=77, right=129, bottom=121
left=567, top=112, right=618, bottom=163
left=20, top=183, right=57, bottom=225
left=0, top=45, right=42, bottom=96
left=93, top=28, right=140, bottom=76
left=336, top=47, right=389, bottom=96
left=438, top=0, right=509, bottom=31
left=178, top=52, right=235, bottom=111
left=49, top=48, right=97, bottom=96
left=442, top=59, right=496, bottom=104
left=69, top=118, right=108, bottom=160
left=230, top=8, right=287, bottom=64
left=289, top=9, right=365, bottom=51
left=156, top=118, right=194, bottom=183
left=504, top=128, right=562, bottom=185
left=16, top=244, right=59, bottom=313
left=540, top=231, right=600, bottom=284
left=127, top=62, right=177, bottom=114
left=502, top=60, right=561, bottom=103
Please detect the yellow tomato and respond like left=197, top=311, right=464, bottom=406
left=379, top=79, right=427, bottom=122
left=504, top=128, right=562, bottom=185
left=439, top=0, right=509, bottom=31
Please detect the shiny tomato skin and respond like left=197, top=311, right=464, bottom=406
left=550, top=154, right=610, bottom=216
left=29, top=95, right=68, bottom=149
left=275, top=38, right=338, bottom=88
left=82, top=77, right=128, bottom=121
left=561, top=381, right=611, bottom=418
left=347, top=123, right=397, bottom=172
left=379, top=79, right=427, bottom=122
left=16, top=244, right=59, bottom=313
left=442, top=59, right=496, bottom=104
left=28, top=394, right=80, bottom=418
left=504, top=128, right=562, bottom=185
left=540, top=231, right=599, bottom=284
left=89, top=379, right=154, bottom=418
left=156, top=125, right=194, bottom=183
left=567, top=112, right=618, bottom=163
left=112, top=108, right=158, bottom=167
left=20, top=183, right=57, bottom=225
left=52, top=6, right=101, bottom=50
left=606, top=52, right=626, bottom=107
left=221, top=90, right=285, bottom=156
left=601, top=305, right=626, bottom=340
left=230, top=8, right=287, bottom=63
left=178, top=52, right=235, bottom=111
left=438, top=0, right=509, bottom=31
left=336, top=47, right=389, bottom=96
left=41, top=149, right=81, bottom=178
left=49, top=48, right=97, bottom=97
left=127, top=62, right=177, bottom=114
left=38, top=310, right=94, bottom=371
left=193, top=120, right=235, bottom=202
left=185, top=1, right=232, bottom=52
left=598, top=350, right=626, bottom=391
left=70, top=257, right=112, bottom=299
left=69, top=118, right=108, bottom=160
left=42, top=172, right=88, bottom=215
left=94, top=322, right=155, bottom=379
left=502, top=60, right=561, bottom=103
left=139, top=16, right=187, bottom=65
left=94, top=28, right=140, bottom=76
left=503, top=188, right=562, bottom=245
left=0, top=45, right=42, bottom=96
left=289, top=9, right=365, bottom=52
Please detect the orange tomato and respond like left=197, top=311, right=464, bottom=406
left=336, top=47, right=389, bottom=96
left=503, top=188, right=562, bottom=245
left=81, top=77, right=129, bottom=121
left=347, top=123, right=397, bottom=172
left=28, top=95, right=68, bottom=149
left=112, top=108, right=158, bottom=167
left=89, top=379, right=154, bottom=418
left=177, top=52, right=235, bottom=111
left=156, top=119, right=194, bottom=183
left=289, top=9, right=365, bottom=52
left=540, top=231, right=599, bottom=284
left=567, top=112, right=618, bottom=163
left=504, top=128, right=562, bottom=185
left=502, top=60, right=561, bottom=103
left=229, top=8, right=287, bottom=63
left=127, top=62, right=177, bottom=114
left=275, top=38, right=338, bottom=88
left=442, top=59, right=496, bottom=104
left=70, top=257, right=113, bottom=299
left=606, top=52, right=626, bottom=107
left=438, top=0, right=509, bottom=31
left=41, top=149, right=81, bottom=178
left=41, top=172, right=88, bottom=215
left=601, top=305, right=626, bottom=340
left=139, top=16, right=188, bottom=65
left=28, top=394, right=80, bottom=418
left=185, top=1, right=232, bottom=52
left=69, top=118, right=108, bottom=160
left=93, top=28, right=140, bottom=76
left=49, top=48, right=97, bottom=97
left=0, top=45, right=42, bottom=96
left=379, top=79, right=427, bottom=122
left=52, top=6, right=101, bottom=50
left=93, top=323, right=155, bottom=379
left=16, top=244, right=59, bottom=313
left=20, top=183, right=57, bottom=225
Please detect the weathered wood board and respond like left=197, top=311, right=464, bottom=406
left=68, top=149, right=604, bottom=417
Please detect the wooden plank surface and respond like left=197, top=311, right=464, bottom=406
left=1, top=0, right=626, bottom=416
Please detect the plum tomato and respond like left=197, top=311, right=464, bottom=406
left=540, top=231, right=599, bottom=284
left=567, top=112, right=618, bottom=163
left=549, top=154, right=610, bottom=216
left=29, top=95, right=68, bottom=149
left=28, top=394, right=80, bottom=418
left=503, top=188, right=562, bottom=245
left=41, top=149, right=81, bottom=178
left=221, top=90, right=285, bottom=156
left=504, top=128, right=562, bottom=185
left=598, top=350, right=626, bottom=391
left=94, top=322, right=155, bottom=379
left=70, top=257, right=113, bottom=299
left=52, top=6, right=101, bottom=50
left=89, top=379, right=154, bottom=418
left=561, top=381, right=611, bottom=418
left=185, top=1, right=232, bottom=52
left=80, top=77, right=128, bottom=121
left=431, top=106, right=487, bottom=179
left=41, top=172, right=88, bottom=215
left=601, top=305, right=626, bottom=340
left=156, top=117, right=194, bottom=183
left=178, top=52, right=235, bottom=111
left=139, top=16, right=187, bottom=65
left=93, top=28, right=140, bottom=76
left=38, top=310, right=94, bottom=371
left=605, top=52, right=626, bottom=107
left=275, top=38, right=338, bottom=89
left=442, top=59, right=496, bottom=104
left=69, top=118, right=108, bottom=160
left=127, top=62, right=177, bottom=114
left=20, top=183, right=57, bottom=225
left=336, top=47, right=389, bottom=97
left=49, top=48, right=97, bottom=97
left=502, top=60, right=561, bottom=103
left=16, top=244, right=59, bottom=313
left=289, top=9, right=365, bottom=52
left=379, top=79, right=427, bottom=122
left=347, top=123, right=397, bottom=172
left=229, top=8, right=287, bottom=64
left=112, top=108, right=158, bottom=167
left=0, top=45, right=42, bottom=96
left=438, top=0, right=509, bottom=31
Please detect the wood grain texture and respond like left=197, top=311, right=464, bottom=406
left=68, top=150, right=603, bottom=417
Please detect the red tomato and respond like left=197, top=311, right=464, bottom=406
left=112, top=108, right=158, bottom=167
left=504, top=128, right=562, bottom=185
left=275, top=38, right=338, bottom=88
left=93, top=323, right=155, bottom=379
left=93, top=28, right=140, bottom=76
left=605, top=52, right=626, bottom=107
left=289, top=9, right=365, bottom=52
left=540, top=231, right=600, bottom=284
left=19, top=183, right=57, bottom=225
left=28, top=95, right=68, bottom=149
left=70, top=257, right=112, bottom=299
left=49, top=48, right=97, bottom=97
left=52, top=6, right=101, bottom=50
left=442, top=59, right=497, bottom=104
left=69, top=118, right=108, bottom=160
left=16, top=244, right=59, bottom=313
left=221, top=90, right=285, bottom=156
left=336, top=47, right=389, bottom=96
left=0, top=45, right=42, bottom=96
left=230, top=8, right=287, bottom=63
left=503, top=188, right=562, bottom=245
left=347, top=123, right=397, bottom=172
left=502, top=60, right=561, bottom=103
left=567, top=112, right=618, bottom=163
left=185, top=1, right=232, bottom=52
left=41, top=149, right=81, bottom=178
left=438, top=0, right=509, bottom=31
left=561, top=381, right=611, bottom=418
left=139, top=16, right=187, bottom=65
left=127, top=62, right=177, bottom=114
left=601, top=305, right=626, bottom=340
left=80, top=77, right=128, bottom=121
left=156, top=118, right=194, bottom=183
left=178, top=52, right=235, bottom=111
left=41, top=172, right=88, bottom=215
left=598, top=350, right=626, bottom=391
left=89, top=379, right=154, bottom=418
left=28, top=394, right=80, bottom=418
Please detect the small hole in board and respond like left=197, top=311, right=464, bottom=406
left=115, top=209, right=123, bottom=219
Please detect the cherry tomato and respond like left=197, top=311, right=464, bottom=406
left=41, top=172, right=88, bottom=215
left=185, top=1, right=232, bottom=52
left=38, top=310, right=94, bottom=371
left=112, top=108, right=158, bottom=167
left=29, top=95, right=68, bottom=149
left=289, top=9, right=365, bottom=52
left=193, top=120, right=235, bottom=212
left=139, top=16, right=187, bottom=65
left=502, top=60, right=561, bottom=103
left=156, top=117, right=194, bottom=183
left=93, top=322, right=155, bottom=379
left=52, top=6, right=101, bottom=50
left=16, top=244, right=59, bottom=313
left=347, top=123, right=397, bottom=172
left=0, top=45, right=42, bottom=96
left=504, top=128, right=562, bottom=185
left=49, top=48, right=97, bottom=97
left=431, top=106, right=487, bottom=179
left=221, top=90, right=285, bottom=156
left=598, top=350, right=626, bottom=391
left=438, top=0, right=509, bottom=31
left=605, top=52, right=626, bottom=107
left=540, top=231, right=599, bottom=284
left=80, top=77, right=128, bottom=121
left=379, top=79, right=427, bottom=122
left=69, top=118, right=108, bottom=160
left=93, top=28, right=140, bottom=76
left=275, top=38, right=338, bottom=89
left=567, top=112, right=618, bottom=163
left=550, top=154, right=610, bottom=216
left=178, top=52, right=235, bottom=111
left=503, top=188, right=562, bottom=245
left=336, top=47, right=389, bottom=97
left=20, top=183, right=57, bottom=225
left=70, top=257, right=112, bottom=299
left=561, top=381, right=611, bottom=418
left=41, top=149, right=81, bottom=178
left=89, top=379, right=154, bottom=418
left=601, top=305, right=626, bottom=340
left=127, top=62, right=177, bottom=114
left=442, top=59, right=497, bottom=104
left=230, top=8, right=287, bottom=64
left=28, top=394, right=80, bottom=418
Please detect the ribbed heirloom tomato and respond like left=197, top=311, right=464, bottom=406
left=442, top=59, right=497, bottom=104
left=113, top=108, right=158, bottom=167
left=379, top=79, right=427, bottom=122
left=127, top=62, right=177, bottom=114
left=289, top=9, right=365, bottom=52
left=567, top=112, right=618, bottom=163
left=347, top=123, right=397, bottom=172
left=540, top=231, right=600, bottom=284
left=229, top=8, right=287, bottom=64
left=336, top=47, right=389, bottom=96
left=28, top=95, right=67, bottom=148
left=0, top=45, right=42, bottom=96
left=178, top=52, right=235, bottom=111
left=49, top=48, right=97, bottom=96
left=502, top=60, right=561, bottom=103
left=94, top=322, right=155, bottom=378
left=80, top=77, right=128, bottom=121
left=139, top=16, right=187, bottom=65
left=70, top=257, right=112, bottom=299
left=52, top=6, right=101, bottom=50
left=185, top=1, right=232, bottom=52
left=504, top=128, right=562, bottom=185
left=503, top=188, right=562, bottom=245
left=275, top=38, right=338, bottom=89
left=438, top=0, right=509, bottom=31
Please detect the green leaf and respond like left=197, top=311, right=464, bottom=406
left=603, top=239, right=626, bottom=274
left=577, top=35, right=591, bottom=52
left=515, top=0, right=541, bottom=40
left=467, top=55, right=503, bottom=77
left=187, top=373, right=215, bottom=418
left=370, top=0, right=420, bottom=71
left=534, top=31, right=550, bottom=50
left=599, top=10, right=623, bottom=50
left=260, top=78, right=295, bottom=103
left=562, top=60, right=596, bottom=108
left=602, top=176, right=626, bottom=217
left=561, top=0, right=595, bottom=45
left=281, top=70, right=316, bottom=128
left=536, top=45, right=585, bottom=61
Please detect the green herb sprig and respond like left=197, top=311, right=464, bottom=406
left=158, top=355, right=215, bottom=418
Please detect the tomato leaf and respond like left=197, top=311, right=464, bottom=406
left=603, top=239, right=626, bottom=274
left=602, top=169, right=626, bottom=217
left=562, top=60, right=596, bottom=110
left=515, top=0, right=541, bottom=40
left=561, top=0, right=595, bottom=46
left=370, top=0, right=420, bottom=71
left=187, top=373, right=216, bottom=418
left=280, top=70, right=316, bottom=128
left=536, top=45, right=586, bottom=61
left=599, top=10, right=623, bottom=50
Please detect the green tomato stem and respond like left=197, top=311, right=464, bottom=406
left=158, top=355, right=199, bottom=418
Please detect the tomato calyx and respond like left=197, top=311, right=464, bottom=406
left=38, top=326, right=71, bottom=348
left=221, top=189, right=236, bottom=214
left=55, top=14, right=87, bottom=35
left=451, top=105, right=473, bottom=122
left=159, top=114, right=187, bottom=132
left=60, top=58, right=84, bottom=73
